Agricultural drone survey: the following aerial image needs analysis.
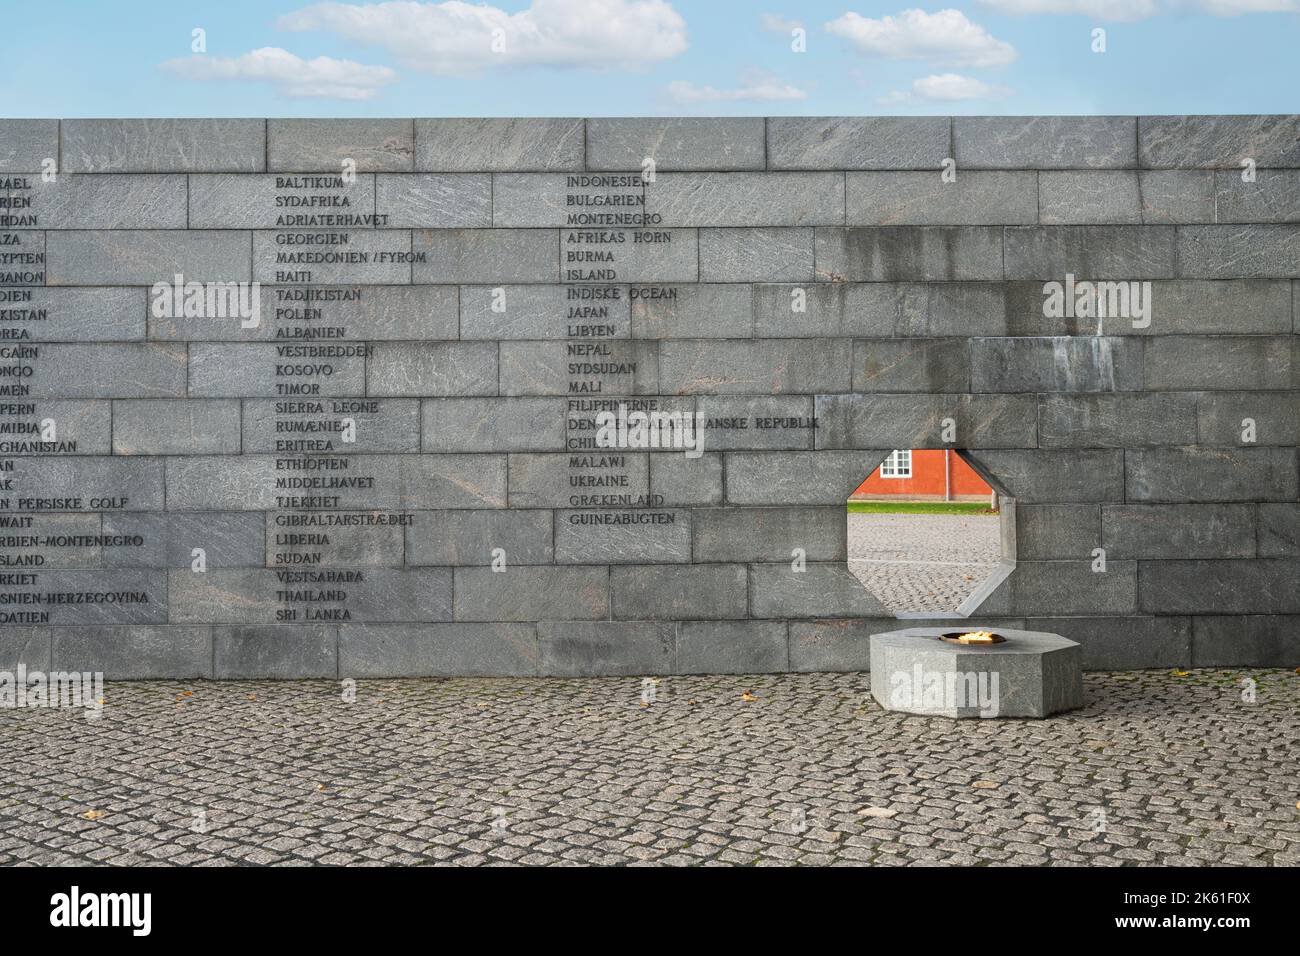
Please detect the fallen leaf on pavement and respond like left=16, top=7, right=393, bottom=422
left=82, top=810, right=106, bottom=821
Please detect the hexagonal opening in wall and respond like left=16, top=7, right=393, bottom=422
left=846, top=450, right=1016, bottom=619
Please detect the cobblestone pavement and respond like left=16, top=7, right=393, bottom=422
left=1, top=670, right=1296, bottom=866
left=848, top=512, right=1001, bottom=614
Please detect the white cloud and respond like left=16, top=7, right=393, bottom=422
left=826, top=8, right=1016, bottom=68
left=160, top=47, right=397, bottom=100
left=277, top=0, right=688, bottom=74
left=979, top=0, right=1297, bottom=19
left=877, top=72, right=1013, bottom=105
left=665, top=70, right=807, bottom=104
left=760, top=13, right=803, bottom=33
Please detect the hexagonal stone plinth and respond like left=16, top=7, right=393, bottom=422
left=870, top=627, right=1083, bottom=719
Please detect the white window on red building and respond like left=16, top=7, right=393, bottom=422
left=879, top=449, right=912, bottom=479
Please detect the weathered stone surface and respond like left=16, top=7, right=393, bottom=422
left=555, top=508, right=691, bottom=564
left=695, top=396, right=816, bottom=450
left=242, top=398, right=420, bottom=453
left=955, top=116, right=1136, bottom=169
left=1141, top=560, right=1300, bottom=614
left=1258, top=504, right=1300, bottom=557
left=815, top=394, right=1037, bottom=449
left=970, top=336, right=1143, bottom=392
left=368, top=342, right=498, bottom=397
left=264, top=512, right=404, bottom=568
left=14, top=344, right=184, bottom=399
left=507, top=452, right=649, bottom=508
left=1214, top=170, right=1300, bottom=223
left=1038, top=172, right=1142, bottom=225
left=415, top=118, right=584, bottom=171
left=499, top=340, right=658, bottom=395
left=1197, top=392, right=1300, bottom=446
left=693, top=506, right=845, bottom=562
left=492, top=173, right=643, bottom=227
left=268, top=119, right=415, bottom=172
left=1191, top=614, right=1300, bottom=666
left=726, top=450, right=887, bottom=505
left=1004, top=226, right=1176, bottom=279
left=190, top=174, right=377, bottom=229
left=212, top=625, right=335, bottom=679
left=189, top=343, right=365, bottom=398
left=1126, top=447, right=1298, bottom=502
left=612, top=563, right=747, bottom=619
left=413, top=228, right=558, bottom=283
left=751, top=562, right=888, bottom=617
left=815, top=227, right=1004, bottom=282
left=0, top=119, right=57, bottom=171
left=561, top=227, right=698, bottom=283
left=853, top=338, right=970, bottom=392
left=1015, top=504, right=1100, bottom=560
left=1139, top=171, right=1215, bottom=224
left=454, top=566, right=609, bottom=621
left=847, top=171, right=1036, bottom=225
left=700, top=227, right=812, bottom=282
left=2, top=570, right=167, bottom=625
left=422, top=397, right=564, bottom=452
left=649, top=173, right=844, bottom=226
left=1023, top=616, right=1191, bottom=670
left=963, top=450, right=1125, bottom=503
left=340, top=622, right=539, bottom=677
left=22, top=174, right=187, bottom=229
left=678, top=621, right=788, bottom=674
left=112, top=399, right=240, bottom=455
left=51, top=625, right=213, bottom=679
left=537, top=621, right=674, bottom=676
left=754, top=282, right=1006, bottom=338
left=0, top=401, right=111, bottom=456
left=631, top=283, right=751, bottom=339
left=46, top=230, right=251, bottom=285
left=650, top=453, right=723, bottom=506
left=1178, top=225, right=1300, bottom=278
left=62, top=119, right=265, bottom=172
left=1038, top=393, right=1198, bottom=447
left=1102, top=504, right=1256, bottom=559
left=660, top=338, right=850, bottom=395
left=405, top=510, right=553, bottom=566
left=0, top=514, right=103, bottom=568
left=1, top=287, right=145, bottom=341
left=104, top=512, right=265, bottom=568
left=767, top=117, right=949, bottom=170
left=1139, top=115, right=1300, bottom=168
left=254, top=229, right=413, bottom=284
left=376, top=174, right=492, bottom=228
left=3, top=458, right=165, bottom=511
left=462, top=283, right=630, bottom=340
left=587, top=118, right=765, bottom=171
left=1145, top=335, right=1295, bottom=390
left=1007, top=561, right=1138, bottom=616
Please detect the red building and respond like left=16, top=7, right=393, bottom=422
left=851, top=449, right=993, bottom=502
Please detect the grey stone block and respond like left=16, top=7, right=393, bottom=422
left=492, top=173, right=644, bottom=228
left=268, top=119, right=415, bottom=172
left=815, top=394, right=1037, bottom=449
left=190, top=343, right=366, bottom=398
left=340, top=622, right=540, bottom=677
left=1191, top=615, right=1300, bottom=667
left=0, top=119, right=58, bottom=171
left=50, top=625, right=213, bottom=679
left=17, top=344, right=185, bottom=399
left=788, top=619, right=879, bottom=672
left=454, top=565, right=608, bottom=621
left=265, top=512, right=404, bottom=568
left=406, top=510, right=553, bottom=566
left=0, top=230, right=42, bottom=286
left=461, top=284, right=630, bottom=340
left=395, top=455, right=508, bottom=509
left=1039, top=171, right=1141, bottom=225
left=649, top=173, right=844, bottom=226
left=62, top=119, right=265, bottom=172
left=189, top=173, right=376, bottom=229
left=1197, top=391, right=1300, bottom=446
left=970, top=336, right=1143, bottom=392
left=0, top=627, right=51, bottom=670
left=650, top=453, right=723, bottom=506
left=750, top=562, right=887, bottom=617
left=814, top=227, right=1004, bottom=282
left=678, top=621, right=788, bottom=674
left=508, top=452, right=648, bottom=508
left=1, top=287, right=145, bottom=341
left=853, top=338, right=970, bottom=392
left=1004, top=278, right=1289, bottom=336
left=955, top=116, right=1136, bottom=169
left=1139, top=115, right=1300, bottom=168
left=413, top=228, right=558, bottom=283
left=1145, top=335, right=1295, bottom=390
left=0, top=401, right=112, bottom=456
left=368, top=342, right=498, bottom=397
left=696, top=396, right=816, bottom=451
left=1102, top=504, right=1256, bottom=559
left=767, top=117, right=950, bottom=170
left=726, top=450, right=887, bottom=505
left=112, top=399, right=241, bottom=454
left=422, top=397, right=564, bottom=452
left=104, top=511, right=265, bottom=569
left=556, top=508, right=691, bottom=564
left=848, top=282, right=1008, bottom=337
left=699, top=227, right=811, bottom=282
left=693, top=506, right=845, bottom=562
left=847, top=171, right=1037, bottom=225
left=537, top=621, right=675, bottom=676
left=46, top=230, right=251, bottom=285
left=0, top=514, right=103, bottom=568
left=212, top=625, right=335, bottom=679
left=253, top=229, right=414, bottom=284
left=631, top=283, right=752, bottom=339
left=173, top=568, right=452, bottom=625
left=5, top=457, right=164, bottom=511
left=1007, top=560, right=1138, bottom=615
left=415, top=118, right=584, bottom=171
left=243, top=398, right=421, bottom=454
left=659, top=339, right=851, bottom=395
left=1178, top=225, right=1300, bottom=278
left=1139, top=171, right=1215, bottom=224
left=1214, top=169, right=1300, bottom=223
left=1038, top=393, right=1198, bottom=447
left=963, top=450, right=1125, bottom=503
left=1023, top=616, right=1191, bottom=670
left=612, top=563, right=747, bottom=620
left=152, top=284, right=458, bottom=342
left=566, top=228, right=697, bottom=283
left=21, top=174, right=187, bottom=229
left=1258, top=503, right=1300, bottom=557
left=1126, top=447, right=1298, bottom=502
left=587, top=118, right=765, bottom=171
left=499, top=340, right=658, bottom=395
left=1016, top=504, right=1100, bottom=560
left=2, top=570, right=167, bottom=624
left=1004, top=226, right=1176, bottom=279
left=1142, top=560, right=1300, bottom=614
left=376, top=174, right=492, bottom=227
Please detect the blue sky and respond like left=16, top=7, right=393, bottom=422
left=2, top=0, right=1298, bottom=117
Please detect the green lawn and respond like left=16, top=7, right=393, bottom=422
left=846, top=501, right=998, bottom=515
